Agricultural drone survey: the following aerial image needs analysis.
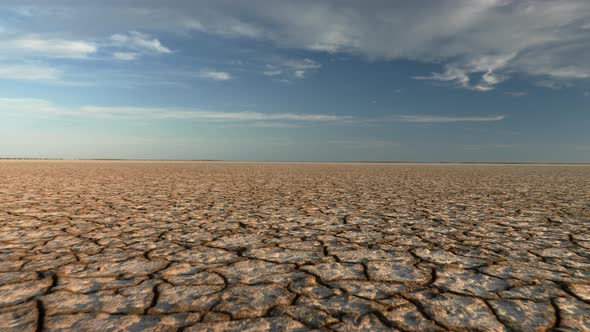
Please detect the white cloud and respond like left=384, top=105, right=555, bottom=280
left=76, top=1, right=590, bottom=89
left=247, top=122, right=307, bottom=128
left=110, top=31, right=171, bottom=54
left=262, top=69, right=283, bottom=76
left=0, top=64, right=61, bottom=81
left=399, top=115, right=506, bottom=123
left=9, top=2, right=590, bottom=89
left=415, top=54, right=515, bottom=91
left=113, top=52, right=138, bottom=61
left=80, top=106, right=348, bottom=122
left=198, top=70, right=233, bottom=81
left=0, top=36, right=97, bottom=58
left=283, top=58, right=322, bottom=70
left=1, top=97, right=512, bottom=129
left=584, top=91, right=589, bottom=96
left=533, top=80, right=570, bottom=90
left=294, top=70, right=305, bottom=78
left=127, top=1, right=587, bottom=90
left=184, top=18, right=265, bottom=39
left=263, top=58, right=321, bottom=80
left=11, top=7, right=35, bottom=17
left=0, top=98, right=350, bottom=123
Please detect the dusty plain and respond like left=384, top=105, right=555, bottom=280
left=0, top=161, right=589, bottom=331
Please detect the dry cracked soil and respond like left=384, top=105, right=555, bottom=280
left=0, top=161, right=589, bottom=331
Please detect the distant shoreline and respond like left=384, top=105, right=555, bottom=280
left=1, top=158, right=589, bottom=165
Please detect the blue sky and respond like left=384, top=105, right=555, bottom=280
left=0, top=1, right=589, bottom=162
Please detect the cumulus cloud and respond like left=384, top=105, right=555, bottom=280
left=198, top=70, right=233, bottom=81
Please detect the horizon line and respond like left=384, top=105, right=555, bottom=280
left=1, top=158, right=589, bottom=165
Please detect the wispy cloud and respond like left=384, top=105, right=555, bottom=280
left=505, top=91, right=528, bottom=97
left=80, top=106, right=347, bottom=122
left=262, top=69, right=282, bottom=77
left=1, top=98, right=510, bottom=127
left=110, top=31, right=171, bottom=54
left=0, top=98, right=349, bottom=124
left=198, top=70, right=233, bottom=81
left=414, top=54, right=514, bottom=92
left=0, top=98, right=64, bottom=113
left=263, top=58, right=321, bottom=80
left=293, top=70, right=306, bottom=78
left=533, top=80, right=569, bottom=90
left=0, top=36, right=97, bottom=58
left=9, top=6, right=36, bottom=17
left=282, top=58, right=322, bottom=71
left=0, top=64, right=61, bottom=81
left=113, top=52, right=139, bottom=61
left=113, top=2, right=590, bottom=89
left=463, top=144, right=518, bottom=150
left=327, top=139, right=400, bottom=149
left=5, top=2, right=590, bottom=91
left=183, top=18, right=265, bottom=39
left=399, top=115, right=506, bottom=123
left=4, top=2, right=590, bottom=89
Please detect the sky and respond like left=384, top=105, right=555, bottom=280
left=0, top=0, right=589, bottom=162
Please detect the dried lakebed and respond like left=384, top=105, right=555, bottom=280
left=0, top=161, right=589, bottom=331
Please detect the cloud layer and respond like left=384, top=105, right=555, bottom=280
left=5, top=0, right=590, bottom=91
left=0, top=98, right=350, bottom=123
left=1, top=98, right=507, bottom=126
left=2, top=1, right=590, bottom=90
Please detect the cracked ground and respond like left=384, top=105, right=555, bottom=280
left=0, top=161, right=589, bottom=331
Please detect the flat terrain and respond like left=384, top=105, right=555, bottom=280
left=0, top=161, right=589, bottom=331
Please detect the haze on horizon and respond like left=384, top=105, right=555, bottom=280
left=0, top=0, right=589, bottom=162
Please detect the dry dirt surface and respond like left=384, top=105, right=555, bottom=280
left=0, top=161, right=589, bottom=331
